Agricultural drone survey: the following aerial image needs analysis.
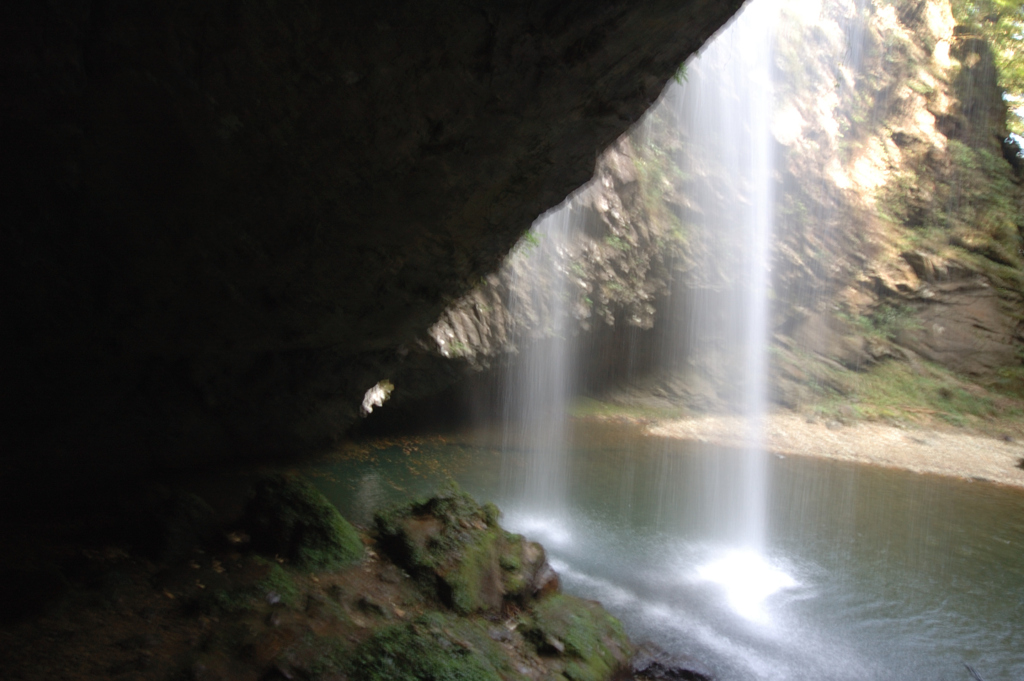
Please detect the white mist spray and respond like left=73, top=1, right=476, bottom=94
left=499, top=203, right=582, bottom=541
left=661, top=0, right=792, bottom=622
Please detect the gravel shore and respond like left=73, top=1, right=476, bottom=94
left=647, top=413, right=1024, bottom=488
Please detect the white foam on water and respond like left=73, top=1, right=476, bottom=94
left=693, top=548, right=800, bottom=624
left=502, top=511, right=573, bottom=548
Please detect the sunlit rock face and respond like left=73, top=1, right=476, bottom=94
left=382, top=0, right=1024, bottom=421
left=364, top=135, right=681, bottom=424
left=0, top=0, right=745, bottom=472
left=768, top=0, right=1024, bottom=390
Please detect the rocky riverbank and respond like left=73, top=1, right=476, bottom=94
left=647, top=412, right=1024, bottom=489
left=0, top=476, right=706, bottom=681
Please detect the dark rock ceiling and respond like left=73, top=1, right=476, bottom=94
left=1, top=0, right=743, bottom=478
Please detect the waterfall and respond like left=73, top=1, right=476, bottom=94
left=499, top=203, right=582, bottom=535
left=497, top=0, right=786, bottom=580
left=651, top=0, right=791, bottom=623
left=663, top=0, right=780, bottom=550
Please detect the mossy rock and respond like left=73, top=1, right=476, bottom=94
left=375, top=482, right=540, bottom=613
left=197, top=556, right=302, bottom=614
left=499, top=532, right=558, bottom=603
left=527, top=594, right=632, bottom=681
left=244, top=474, right=362, bottom=570
left=437, top=526, right=505, bottom=613
left=350, top=611, right=524, bottom=681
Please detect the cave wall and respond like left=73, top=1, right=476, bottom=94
left=0, top=0, right=746, bottom=475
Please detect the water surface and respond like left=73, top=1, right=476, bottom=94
left=310, top=422, right=1024, bottom=680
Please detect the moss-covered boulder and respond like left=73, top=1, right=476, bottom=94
left=350, top=612, right=525, bottom=681
left=374, top=482, right=554, bottom=613
left=527, top=594, right=633, bottom=681
left=244, top=474, right=362, bottom=570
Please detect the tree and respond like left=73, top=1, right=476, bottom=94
left=953, top=0, right=1024, bottom=133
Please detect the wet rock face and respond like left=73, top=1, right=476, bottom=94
left=0, top=0, right=744, bottom=470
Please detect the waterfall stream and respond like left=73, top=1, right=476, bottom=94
left=662, top=0, right=779, bottom=551
left=500, top=204, right=582, bottom=531
left=500, top=0, right=792, bottom=622
left=660, top=0, right=786, bottom=622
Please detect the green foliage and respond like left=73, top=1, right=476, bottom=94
left=350, top=613, right=515, bottom=681
left=603, top=235, right=629, bottom=251
left=629, top=118, right=689, bottom=261
left=952, top=0, right=1024, bottom=132
left=244, top=474, right=363, bottom=571
left=512, top=230, right=542, bottom=258
left=481, top=502, right=500, bottom=527
left=807, top=358, right=1020, bottom=427
left=884, top=134, right=1022, bottom=289
left=941, top=139, right=1023, bottom=280
left=673, top=62, right=689, bottom=85
left=839, top=303, right=920, bottom=342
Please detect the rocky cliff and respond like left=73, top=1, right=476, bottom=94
left=376, top=0, right=1024, bottom=424
left=0, top=0, right=746, bottom=478
left=768, top=0, right=1024, bottom=406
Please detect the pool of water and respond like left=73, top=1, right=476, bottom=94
left=308, top=422, right=1024, bottom=680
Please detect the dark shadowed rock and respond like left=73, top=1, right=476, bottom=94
left=244, top=474, right=362, bottom=570
left=0, top=565, right=70, bottom=624
left=0, top=0, right=744, bottom=478
left=631, top=643, right=714, bottom=681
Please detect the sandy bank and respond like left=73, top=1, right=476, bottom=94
left=646, top=413, right=1024, bottom=488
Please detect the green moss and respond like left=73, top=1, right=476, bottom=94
left=375, top=482, right=518, bottom=614
left=805, top=358, right=1023, bottom=427
left=245, top=474, right=363, bottom=570
left=481, top=502, right=500, bottom=527
left=350, top=612, right=520, bottom=681
left=255, top=560, right=302, bottom=608
left=441, top=528, right=501, bottom=614
left=499, top=550, right=521, bottom=572
left=201, top=557, right=302, bottom=614
left=527, top=594, right=631, bottom=681
left=375, top=481, right=494, bottom=570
